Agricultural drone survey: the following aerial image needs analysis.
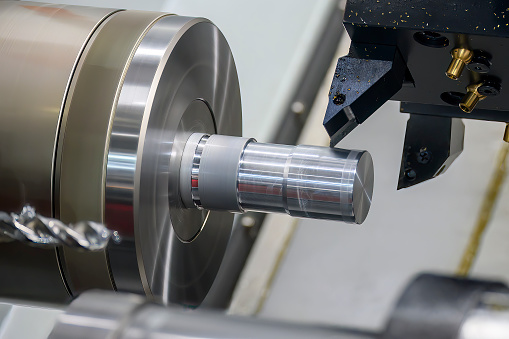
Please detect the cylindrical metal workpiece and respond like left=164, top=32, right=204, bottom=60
left=0, top=0, right=373, bottom=308
left=49, top=290, right=376, bottom=339
left=0, top=1, right=242, bottom=306
left=0, top=0, right=119, bottom=303
left=44, top=276, right=509, bottom=339
left=181, top=134, right=374, bottom=224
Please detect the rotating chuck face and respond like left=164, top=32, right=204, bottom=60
left=0, top=1, right=374, bottom=306
left=0, top=2, right=240, bottom=306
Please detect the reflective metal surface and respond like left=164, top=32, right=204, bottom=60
left=459, top=291, right=509, bottom=339
left=383, top=274, right=509, bottom=339
left=191, top=135, right=210, bottom=209
left=167, top=100, right=215, bottom=243
left=0, top=1, right=114, bottom=216
left=49, top=291, right=145, bottom=339
left=239, top=143, right=373, bottom=223
left=0, top=1, right=116, bottom=302
left=49, top=291, right=376, bottom=339
left=0, top=205, right=110, bottom=250
left=181, top=134, right=374, bottom=224
left=56, top=9, right=166, bottom=296
left=0, top=2, right=241, bottom=304
left=105, top=16, right=241, bottom=305
left=0, top=1, right=241, bottom=304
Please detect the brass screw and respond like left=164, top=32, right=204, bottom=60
left=446, top=48, right=473, bottom=80
left=504, top=124, right=509, bottom=143
left=460, top=83, right=486, bottom=113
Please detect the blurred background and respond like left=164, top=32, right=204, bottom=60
left=1, top=0, right=508, bottom=337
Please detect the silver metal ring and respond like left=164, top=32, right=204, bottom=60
left=105, top=15, right=242, bottom=306
left=191, top=135, right=210, bottom=209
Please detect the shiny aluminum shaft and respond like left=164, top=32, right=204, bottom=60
left=49, top=290, right=376, bottom=339
left=0, top=205, right=111, bottom=251
left=180, top=134, right=374, bottom=224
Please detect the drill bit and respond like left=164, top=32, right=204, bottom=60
left=0, top=205, right=111, bottom=251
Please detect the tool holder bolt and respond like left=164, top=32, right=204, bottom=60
left=446, top=48, right=473, bottom=80
left=460, top=83, right=486, bottom=113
